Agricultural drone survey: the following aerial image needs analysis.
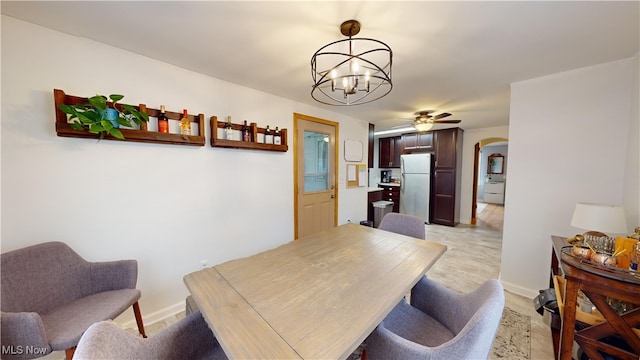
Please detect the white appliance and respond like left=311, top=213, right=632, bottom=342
left=400, top=153, right=432, bottom=223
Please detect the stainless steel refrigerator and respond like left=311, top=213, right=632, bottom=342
left=400, top=153, right=432, bottom=223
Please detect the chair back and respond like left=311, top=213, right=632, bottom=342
left=1, top=242, right=90, bottom=313
left=443, top=279, right=505, bottom=357
left=74, top=311, right=227, bottom=360
left=367, top=278, right=505, bottom=360
left=378, top=213, right=425, bottom=239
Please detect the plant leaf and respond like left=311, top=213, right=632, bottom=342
left=109, top=94, right=124, bottom=103
left=109, top=128, right=125, bottom=140
left=88, top=95, right=107, bottom=111
left=58, top=104, right=76, bottom=114
left=89, top=123, right=105, bottom=133
left=116, top=117, right=131, bottom=127
left=100, top=120, right=114, bottom=131
left=70, top=123, right=84, bottom=131
left=77, top=111, right=100, bottom=124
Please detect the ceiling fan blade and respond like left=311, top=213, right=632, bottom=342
left=391, top=124, right=414, bottom=129
left=432, top=119, right=461, bottom=124
left=432, top=112, right=452, bottom=120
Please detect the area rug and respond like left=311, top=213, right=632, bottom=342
left=347, top=306, right=530, bottom=360
left=490, top=307, right=531, bottom=360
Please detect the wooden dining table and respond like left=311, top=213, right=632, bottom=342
left=184, top=223, right=447, bottom=360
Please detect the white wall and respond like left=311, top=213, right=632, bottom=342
left=622, top=53, right=640, bottom=229
left=502, top=55, right=639, bottom=298
left=1, top=16, right=368, bottom=324
left=459, top=126, right=510, bottom=224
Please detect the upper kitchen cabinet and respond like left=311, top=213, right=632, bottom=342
left=432, top=128, right=463, bottom=226
left=402, top=132, right=433, bottom=152
left=378, top=136, right=402, bottom=168
left=368, top=123, right=375, bottom=168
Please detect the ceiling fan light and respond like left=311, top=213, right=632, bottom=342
left=414, top=122, right=434, bottom=132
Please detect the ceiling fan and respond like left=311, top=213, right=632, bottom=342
left=393, top=110, right=462, bottom=132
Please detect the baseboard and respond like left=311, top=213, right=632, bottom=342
left=501, top=279, right=539, bottom=299
left=117, top=301, right=184, bottom=329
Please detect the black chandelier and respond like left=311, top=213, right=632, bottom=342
left=311, top=20, right=393, bottom=106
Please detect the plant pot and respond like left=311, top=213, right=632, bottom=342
left=100, top=108, right=120, bottom=128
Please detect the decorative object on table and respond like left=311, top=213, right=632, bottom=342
left=311, top=19, right=392, bottom=106
left=568, top=202, right=630, bottom=269
left=570, top=202, right=627, bottom=243
left=57, top=93, right=149, bottom=140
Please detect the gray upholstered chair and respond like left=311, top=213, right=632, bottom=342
left=74, top=310, right=227, bottom=360
left=1, top=242, right=145, bottom=360
left=365, top=277, right=505, bottom=360
left=378, top=212, right=426, bottom=239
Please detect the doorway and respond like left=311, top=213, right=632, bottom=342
left=293, top=113, right=339, bottom=239
left=471, top=138, right=508, bottom=230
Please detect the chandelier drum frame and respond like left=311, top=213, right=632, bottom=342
left=311, top=20, right=393, bottom=106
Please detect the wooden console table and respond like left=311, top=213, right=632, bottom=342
left=551, top=235, right=640, bottom=360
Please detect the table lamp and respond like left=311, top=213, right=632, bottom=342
left=570, top=202, right=628, bottom=243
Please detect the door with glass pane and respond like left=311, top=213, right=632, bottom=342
left=295, top=115, right=337, bottom=239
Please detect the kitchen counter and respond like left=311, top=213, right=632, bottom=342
left=367, top=187, right=383, bottom=192
left=378, top=182, right=401, bottom=187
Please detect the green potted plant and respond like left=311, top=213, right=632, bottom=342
left=58, top=94, right=149, bottom=140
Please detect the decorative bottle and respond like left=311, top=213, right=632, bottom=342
left=225, top=116, right=234, bottom=140
left=158, top=105, right=169, bottom=133
left=265, top=125, right=273, bottom=144
left=273, top=126, right=281, bottom=145
left=630, top=242, right=640, bottom=272
left=242, top=120, right=251, bottom=142
left=180, top=109, right=191, bottom=136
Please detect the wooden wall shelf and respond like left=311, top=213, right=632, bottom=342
left=54, top=89, right=205, bottom=146
left=210, top=116, right=288, bottom=152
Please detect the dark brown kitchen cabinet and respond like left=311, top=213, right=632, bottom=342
left=431, top=128, right=463, bottom=226
left=402, top=132, right=433, bottom=152
left=380, top=185, right=400, bottom=213
left=368, top=123, right=375, bottom=168
left=378, top=136, right=402, bottom=168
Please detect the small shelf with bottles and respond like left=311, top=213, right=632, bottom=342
left=210, top=116, right=288, bottom=152
left=54, top=89, right=205, bottom=146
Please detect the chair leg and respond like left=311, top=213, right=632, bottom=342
left=132, top=301, right=147, bottom=338
left=65, top=347, right=75, bottom=360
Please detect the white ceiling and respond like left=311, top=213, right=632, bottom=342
left=2, top=1, right=638, bottom=132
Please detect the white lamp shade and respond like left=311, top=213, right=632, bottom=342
left=570, top=202, right=628, bottom=234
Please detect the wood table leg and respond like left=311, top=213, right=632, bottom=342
left=559, top=277, right=580, bottom=360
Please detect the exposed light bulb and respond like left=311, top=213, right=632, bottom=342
left=331, top=69, right=337, bottom=92
left=365, top=71, right=370, bottom=92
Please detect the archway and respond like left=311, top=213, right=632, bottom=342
left=471, top=137, right=508, bottom=226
